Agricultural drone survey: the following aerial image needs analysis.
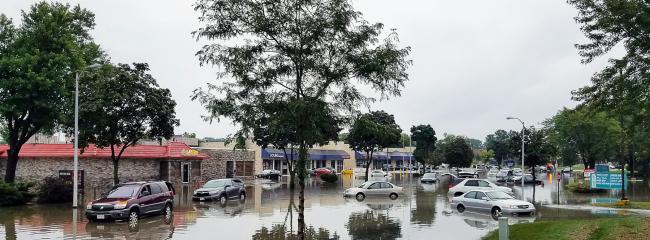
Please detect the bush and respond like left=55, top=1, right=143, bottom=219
left=37, top=176, right=73, bottom=203
left=567, top=181, right=606, bottom=193
left=320, top=173, right=338, bottom=183
left=0, top=181, right=35, bottom=206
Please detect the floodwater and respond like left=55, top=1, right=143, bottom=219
left=2, top=172, right=650, bottom=240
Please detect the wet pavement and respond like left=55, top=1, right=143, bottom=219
left=2, top=172, right=650, bottom=240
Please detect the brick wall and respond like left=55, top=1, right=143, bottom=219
left=198, top=148, right=256, bottom=181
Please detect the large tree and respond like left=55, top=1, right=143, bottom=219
left=72, top=63, right=179, bottom=185
left=191, top=0, right=411, bottom=237
left=485, top=130, right=511, bottom=167
left=0, top=3, right=102, bottom=182
left=439, top=135, right=474, bottom=169
left=347, top=111, right=401, bottom=181
left=545, top=108, right=621, bottom=169
left=410, top=125, right=437, bottom=171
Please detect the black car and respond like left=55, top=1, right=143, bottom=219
left=193, top=178, right=246, bottom=204
left=85, top=181, right=175, bottom=223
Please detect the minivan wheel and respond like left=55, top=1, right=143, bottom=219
left=239, top=192, right=246, bottom=202
left=218, top=195, right=227, bottom=205
left=389, top=193, right=398, bottom=200
left=457, top=204, right=465, bottom=213
left=163, top=203, right=172, bottom=217
left=355, top=193, right=365, bottom=201
left=128, top=210, right=139, bottom=229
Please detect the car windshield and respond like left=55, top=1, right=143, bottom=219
left=423, top=173, right=435, bottom=178
left=106, top=184, right=140, bottom=198
left=358, top=182, right=371, bottom=188
left=203, top=180, right=228, bottom=188
left=486, top=191, right=513, bottom=200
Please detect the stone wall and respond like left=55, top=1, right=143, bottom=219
left=0, top=157, right=159, bottom=189
left=199, top=148, right=256, bottom=181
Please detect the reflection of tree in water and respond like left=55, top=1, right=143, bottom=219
left=410, top=188, right=436, bottom=226
left=346, top=211, right=401, bottom=240
left=252, top=224, right=339, bottom=240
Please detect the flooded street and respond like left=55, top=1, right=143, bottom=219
left=2, top=173, right=650, bottom=240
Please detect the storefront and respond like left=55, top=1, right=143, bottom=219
left=261, top=148, right=349, bottom=174
left=355, top=151, right=413, bottom=170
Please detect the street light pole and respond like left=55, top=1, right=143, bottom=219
left=73, top=64, right=101, bottom=209
left=507, top=117, right=525, bottom=200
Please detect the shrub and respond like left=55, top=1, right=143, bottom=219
left=37, top=176, right=73, bottom=203
left=320, top=173, right=338, bottom=183
left=0, top=181, right=35, bottom=206
left=567, top=181, right=606, bottom=193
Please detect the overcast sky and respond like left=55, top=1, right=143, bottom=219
left=1, top=0, right=620, bottom=141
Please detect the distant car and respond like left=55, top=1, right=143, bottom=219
left=512, top=168, right=523, bottom=176
left=561, top=167, right=573, bottom=174
left=192, top=179, right=246, bottom=204
left=343, top=181, right=403, bottom=201
left=451, top=190, right=535, bottom=219
left=314, top=167, right=335, bottom=175
left=420, top=173, right=437, bottom=183
left=370, top=169, right=388, bottom=178
left=487, top=168, right=499, bottom=177
left=457, top=172, right=479, bottom=178
left=449, top=179, right=513, bottom=197
left=496, top=169, right=512, bottom=182
left=86, top=181, right=175, bottom=222
left=511, top=174, right=543, bottom=185
left=256, top=169, right=281, bottom=178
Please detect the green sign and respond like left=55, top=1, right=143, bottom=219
left=590, top=173, right=627, bottom=190
left=596, top=164, right=609, bottom=173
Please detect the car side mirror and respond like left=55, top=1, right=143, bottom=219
left=224, top=185, right=231, bottom=189
left=481, top=197, right=488, bottom=201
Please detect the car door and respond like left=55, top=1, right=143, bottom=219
left=149, top=183, right=164, bottom=212
left=380, top=182, right=393, bottom=197
left=138, top=185, right=154, bottom=213
left=462, top=191, right=478, bottom=210
left=473, top=191, right=490, bottom=211
left=366, top=182, right=382, bottom=196
left=226, top=180, right=238, bottom=199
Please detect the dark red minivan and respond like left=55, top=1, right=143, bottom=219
left=85, top=181, right=175, bottom=224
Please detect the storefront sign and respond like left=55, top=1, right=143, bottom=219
left=270, top=153, right=284, bottom=158
left=590, top=173, right=627, bottom=190
left=59, top=170, right=84, bottom=192
left=596, top=164, right=610, bottom=173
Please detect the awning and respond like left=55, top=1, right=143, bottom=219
left=355, top=151, right=389, bottom=161
left=262, top=148, right=349, bottom=161
left=389, top=152, right=413, bottom=160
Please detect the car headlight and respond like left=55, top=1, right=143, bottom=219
left=86, top=202, right=93, bottom=210
left=114, top=200, right=128, bottom=210
left=210, top=190, right=220, bottom=195
left=508, top=205, right=519, bottom=209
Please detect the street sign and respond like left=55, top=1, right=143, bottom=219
left=590, top=173, right=627, bottom=190
left=596, top=164, right=609, bottom=173
left=505, top=160, right=514, bottom=168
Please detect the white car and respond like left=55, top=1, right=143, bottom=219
left=512, top=168, right=523, bottom=176
left=370, top=170, right=387, bottom=178
left=343, top=181, right=403, bottom=201
left=449, top=179, right=513, bottom=197
left=451, top=190, right=535, bottom=219
left=420, top=173, right=437, bottom=183
left=487, top=168, right=499, bottom=177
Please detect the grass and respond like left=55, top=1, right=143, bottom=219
left=483, top=217, right=650, bottom=240
left=593, top=201, right=650, bottom=210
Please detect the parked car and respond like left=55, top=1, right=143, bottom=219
left=561, top=167, right=573, bottom=174
left=256, top=169, right=281, bottom=178
left=510, top=174, right=543, bottom=185
left=457, top=172, right=479, bottom=178
left=450, top=190, right=535, bottom=219
left=512, top=168, right=524, bottom=176
left=420, top=173, right=437, bottom=183
left=370, top=169, right=388, bottom=178
left=487, top=168, right=499, bottom=177
left=314, top=167, right=335, bottom=175
left=343, top=181, right=403, bottom=201
left=496, top=169, right=512, bottom=182
left=192, top=179, right=246, bottom=204
left=86, top=181, right=175, bottom=223
left=448, top=179, right=513, bottom=197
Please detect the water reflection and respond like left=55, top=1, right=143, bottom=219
left=2, top=174, right=650, bottom=240
left=346, top=211, right=401, bottom=240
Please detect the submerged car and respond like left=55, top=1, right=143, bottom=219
left=86, top=181, right=175, bottom=222
left=192, top=179, right=246, bottom=204
left=256, top=169, right=281, bottom=178
left=370, top=169, right=388, bottom=178
left=450, top=190, right=535, bottom=219
left=448, top=179, right=513, bottom=197
left=343, top=181, right=403, bottom=201
left=313, top=167, right=335, bottom=175
left=420, top=173, right=437, bottom=183
left=511, top=174, right=543, bottom=185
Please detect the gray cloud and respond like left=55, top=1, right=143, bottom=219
left=1, top=0, right=620, bottom=140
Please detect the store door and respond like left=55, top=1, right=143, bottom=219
left=226, top=161, right=234, bottom=178
left=181, top=163, right=190, bottom=183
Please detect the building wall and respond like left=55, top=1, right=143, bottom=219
left=198, top=148, right=256, bottom=181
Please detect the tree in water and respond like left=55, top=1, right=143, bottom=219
left=347, top=111, right=402, bottom=181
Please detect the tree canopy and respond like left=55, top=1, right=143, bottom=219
left=348, top=111, right=401, bottom=181
left=437, top=135, right=474, bottom=168
left=485, top=130, right=511, bottom=166
left=0, top=2, right=101, bottom=182
left=410, top=125, right=437, bottom=169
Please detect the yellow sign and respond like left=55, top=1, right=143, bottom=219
left=181, top=149, right=199, bottom=156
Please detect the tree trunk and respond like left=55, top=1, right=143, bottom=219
left=644, top=158, right=649, bottom=181
left=112, top=157, right=120, bottom=185
left=296, top=144, right=308, bottom=239
left=364, top=150, right=374, bottom=182
left=4, top=148, right=20, bottom=183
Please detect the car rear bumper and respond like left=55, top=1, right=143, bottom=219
left=86, top=209, right=130, bottom=220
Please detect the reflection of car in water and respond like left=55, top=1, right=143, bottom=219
left=454, top=211, right=535, bottom=230
left=85, top=211, right=174, bottom=237
left=193, top=200, right=246, bottom=217
left=261, top=182, right=282, bottom=191
left=343, top=198, right=397, bottom=211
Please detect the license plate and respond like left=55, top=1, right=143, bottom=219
left=97, top=225, right=105, bottom=230
left=200, top=198, right=205, bottom=201
left=96, top=215, right=105, bottom=219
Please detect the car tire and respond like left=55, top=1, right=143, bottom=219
left=491, top=207, right=503, bottom=220
left=218, top=194, right=227, bottom=205
left=457, top=204, right=465, bottom=213
left=128, top=210, right=139, bottom=231
left=162, top=203, right=173, bottom=217
left=389, top=193, right=398, bottom=200
left=355, top=193, right=365, bottom=201
left=239, top=192, right=246, bottom=202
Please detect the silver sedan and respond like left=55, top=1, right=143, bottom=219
left=343, top=181, right=403, bottom=201
left=450, top=190, right=535, bottom=219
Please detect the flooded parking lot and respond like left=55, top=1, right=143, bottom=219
left=2, top=173, right=650, bottom=240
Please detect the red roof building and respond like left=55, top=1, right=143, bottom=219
left=0, top=142, right=208, bottom=160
